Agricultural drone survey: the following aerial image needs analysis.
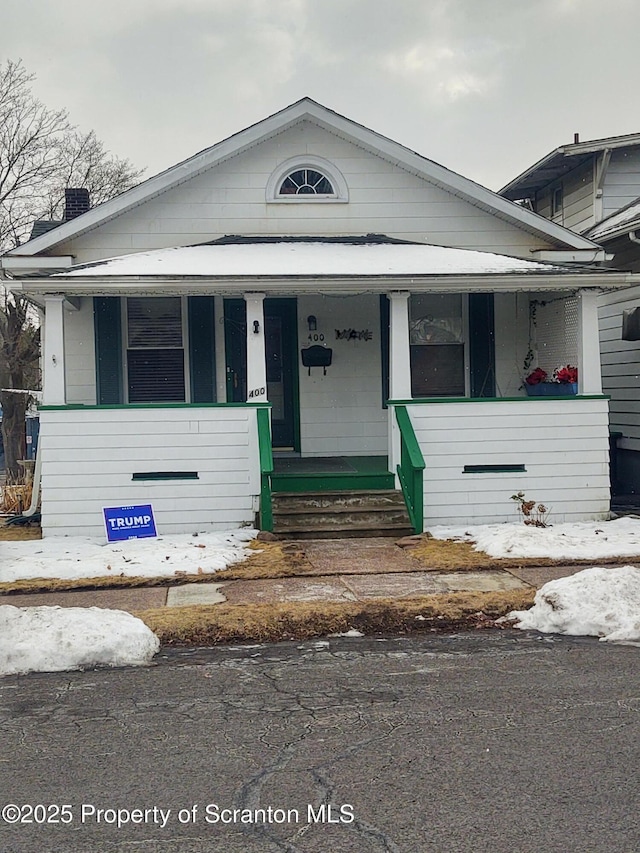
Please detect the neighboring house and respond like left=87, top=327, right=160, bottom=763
left=0, top=99, right=635, bottom=537
left=501, top=133, right=640, bottom=493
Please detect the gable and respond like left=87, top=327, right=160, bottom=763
left=7, top=98, right=602, bottom=267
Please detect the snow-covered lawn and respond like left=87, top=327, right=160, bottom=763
left=431, top=516, right=640, bottom=560
left=0, top=528, right=256, bottom=583
left=3, top=518, right=640, bottom=677
left=508, top=566, right=640, bottom=646
left=0, top=528, right=256, bottom=677
left=0, top=605, right=159, bottom=676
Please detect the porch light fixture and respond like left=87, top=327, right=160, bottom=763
left=307, top=315, right=317, bottom=331
left=253, top=320, right=260, bottom=334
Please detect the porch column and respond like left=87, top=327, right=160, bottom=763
left=244, top=292, right=267, bottom=402
left=577, top=289, right=602, bottom=394
left=388, top=291, right=412, bottom=399
left=42, top=295, right=66, bottom=405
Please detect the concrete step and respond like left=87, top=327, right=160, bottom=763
left=271, top=489, right=413, bottom=539
left=272, top=489, right=407, bottom=513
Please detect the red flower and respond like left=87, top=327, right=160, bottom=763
left=525, top=367, right=548, bottom=385
left=554, top=365, right=578, bottom=384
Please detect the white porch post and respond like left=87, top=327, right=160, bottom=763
left=387, top=291, right=411, bottom=483
left=244, top=293, right=267, bottom=402
left=42, top=295, right=66, bottom=405
left=577, top=289, right=602, bottom=394
left=388, top=291, right=412, bottom=399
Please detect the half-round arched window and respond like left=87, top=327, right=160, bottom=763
left=279, top=168, right=334, bottom=196
left=266, top=156, right=348, bottom=203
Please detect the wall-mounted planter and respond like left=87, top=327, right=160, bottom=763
left=525, top=382, right=578, bottom=396
left=301, top=345, right=333, bottom=375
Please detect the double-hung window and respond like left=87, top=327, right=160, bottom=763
left=125, top=297, right=186, bottom=402
left=409, top=294, right=467, bottom=397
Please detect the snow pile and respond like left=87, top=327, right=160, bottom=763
left=430, top=517, right=640, bottom=560
left=0, top=528, right=256, bottom=583
left=0, top=605, right=160, bottom=676
left=509, top=566, right=640, bottom=645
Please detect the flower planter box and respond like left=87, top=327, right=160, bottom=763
left=525, top=382, right=578, bottom=397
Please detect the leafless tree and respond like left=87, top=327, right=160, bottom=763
left=0, top=59, right=143, bottom=479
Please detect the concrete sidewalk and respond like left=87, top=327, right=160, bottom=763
left=0, top=537, right=589, bottom=615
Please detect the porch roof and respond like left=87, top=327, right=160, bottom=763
left=12, top=239, right=637, bottom=296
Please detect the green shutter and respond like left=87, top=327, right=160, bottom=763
left=94, top=297, right=123, bottom=404
left=469, top=293, right=496, bottom=398
left=380, top=295, right=390, bottom=407
left=188, top=296, right=216, bottom=403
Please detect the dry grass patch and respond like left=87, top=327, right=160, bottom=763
left=139, top=588, right=535, bottom=646
left=0, top=520, right=42, bottom=541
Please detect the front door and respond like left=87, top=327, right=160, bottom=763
left=224, top=298, right=299, bottom=450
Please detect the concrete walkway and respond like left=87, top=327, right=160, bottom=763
left=0, top=537, right=589, bottom=615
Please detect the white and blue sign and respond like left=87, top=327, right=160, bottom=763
left=103, top=504, right=157, bottom=542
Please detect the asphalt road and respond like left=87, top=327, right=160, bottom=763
left=1, top=631, right=639, bottom=853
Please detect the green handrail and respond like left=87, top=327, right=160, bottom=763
left=394, top=405, right=425, bottom=534
left=256, top=407, right=274, bottom=531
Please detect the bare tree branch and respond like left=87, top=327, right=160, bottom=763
left=0, top=58, right=144, bottom=479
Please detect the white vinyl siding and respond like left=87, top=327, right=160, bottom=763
left=602, top=147, right=640, bottom=219
left=38, top=406, right=260, bottom=536
left=63, top=299, right=97, bottom=405
left=55, top=121, right=558, bottom=263
left=599, top=287, right=640, bottom=449
left=403, top=398, right=610, bottom=525
left=535, top=159, right=595, bottom=233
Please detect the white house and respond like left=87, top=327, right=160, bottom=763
left=1, top=99, right=635, bottom=537
left=501, top=133, right=640, bottom=494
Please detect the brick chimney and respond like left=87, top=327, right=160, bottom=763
left=64, top=188, right=90, bottom=220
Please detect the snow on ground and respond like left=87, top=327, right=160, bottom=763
left=430, top=516, right=640, bottom=560
left=0, top=528, right=256, bottom=583
left=508, top=566, right=640, bottom=646
left=0, top=605, right=159, bottom=676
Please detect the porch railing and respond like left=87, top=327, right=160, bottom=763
left=256, top=407, right=274, bottom=531
left=395, top=405, right=425, bottom=534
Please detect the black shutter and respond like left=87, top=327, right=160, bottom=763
left=94, top=297, right=123, bottom=404
left=469, top=293, right=496, bottom=398
left=189, top=296, right=216, bottom=403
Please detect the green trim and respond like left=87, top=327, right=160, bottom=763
left=132, top=471, right=199, bottom=481
left=388, top=395, right=610, bottom=404
left=257, top=407, right=274, bottom=531
left=272, top=472, right=395, bottom=493
left=39, top=402, right=272, bottom=411
left=463, top=464, right=526, bottom=474
left=394, top=405, right=425, bottom=534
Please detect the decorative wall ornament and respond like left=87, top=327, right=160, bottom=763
left=335, top=329, right=373, bottom=341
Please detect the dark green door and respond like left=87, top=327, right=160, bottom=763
left=224, top=298, right=299, bottom=450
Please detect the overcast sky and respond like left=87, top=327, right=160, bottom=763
left=4, top=0, right=639, bottom=192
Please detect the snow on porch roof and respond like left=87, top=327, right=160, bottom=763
left=58, top=238, right=574, bottom=279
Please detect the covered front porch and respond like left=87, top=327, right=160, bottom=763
left=19, top=238, right=626, bottom=536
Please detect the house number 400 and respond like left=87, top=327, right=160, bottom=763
left=248, top=387, right=266, bottom=398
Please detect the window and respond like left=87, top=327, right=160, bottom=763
left=551, top=186, right=563, bottom=219
left=266, top=156, right=348, bottom=203
left=278, top=168, right=334, bottom=196
left=409, top=294, right=466, bottom=397
left=126, top=297, right=186, bottom=402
